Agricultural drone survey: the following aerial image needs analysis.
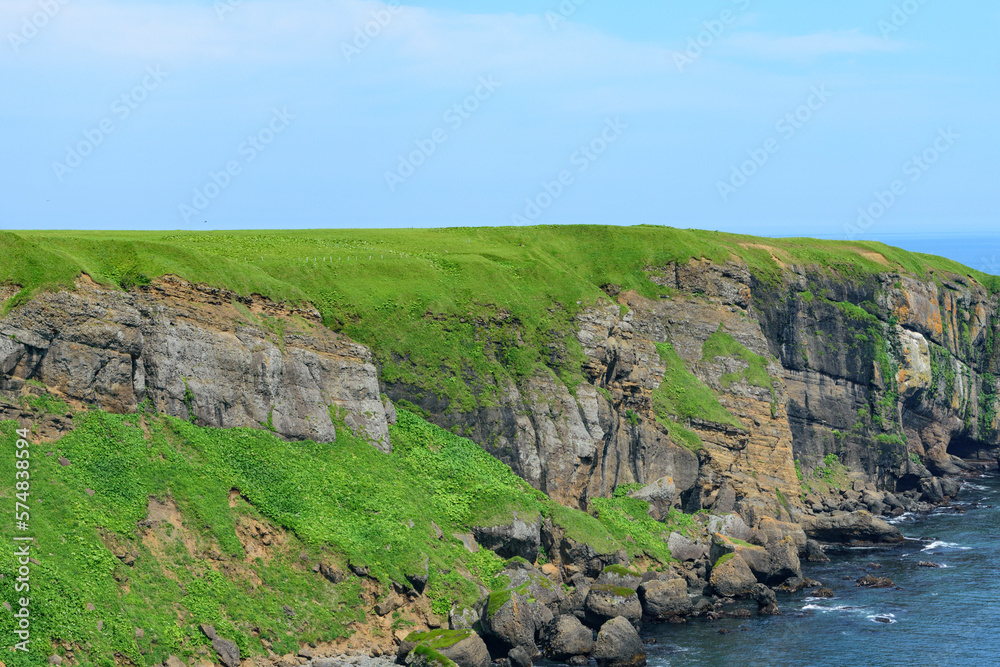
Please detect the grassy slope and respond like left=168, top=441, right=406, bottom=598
left=0, top=403, right=684, bottom=667
left=2, top=227, right=993, bottom=409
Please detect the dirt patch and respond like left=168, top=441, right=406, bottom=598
left=858, top=250, right=890, bottom=266
left=0, top=283, right=22, bottom=303
left=738, top=243, right=786, bottom=268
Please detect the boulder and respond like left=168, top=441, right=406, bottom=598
left=481, top=591, right=536, bottom=655
left=705, top=514, right=752, bottom=543
left=595, top=565, right=642, bottom=591
left=750, top=583, right=779, bottom=615
left=472, top=515, right=541, bottom=562
left=399, top=630, right=491, bottom=667
left=804, top=539, right=830, bottom=562
left=539, top=615, right=594, bottom=662
left=637, top=578, right=692, bottom=620
left=799, top=511, right=903, bottom=544
left=709, top=554, right=756, bottom=598
left=629, top=476, right=677, bottom=520
left=753, top=517, right=806, bottom=552
left=450, top=606, right=479, bottom=630
left=594, top=617, right=646, bottom=667
left=584, top=585, right=642, bottom=628
left=666, top=532, right=708, bottom=562
left=211, top=637, right=240, bottom=667
left=508, top=646, right=532, bottom=667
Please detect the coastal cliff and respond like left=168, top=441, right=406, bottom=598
left=0, top=227, right=996, bottom=666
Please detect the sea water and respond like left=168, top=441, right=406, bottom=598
left=545, top=472, right=1000, bottom=667
left=641, top=473, right=999, bottom=667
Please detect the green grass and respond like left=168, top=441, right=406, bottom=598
left=404, top=629, right=475, bottom=650
left=0, top=227, right=993, bottom=412
left=652, top=343, right=742, bottom=428
left=701, top=327, right=775, bottom=392
left=0, top=406, right=693, bottom=666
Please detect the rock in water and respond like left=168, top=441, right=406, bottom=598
left=856, top=576, right=895, bottom=588
left=594, top=617, right=646, bottom=667
left=751, top=583, right=779, bottom=615
left=540, top=615, right=595, bottom=662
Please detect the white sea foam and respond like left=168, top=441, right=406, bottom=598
left=868, top=613, right=897, bottom=624
left=921, top=540, right=971, bottom=551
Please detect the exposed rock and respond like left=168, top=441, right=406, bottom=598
left=508, top=646, right=532, bottom=667
left=630, top=476, right=677, bottom=520
left=811, top=587, right=835, bottom=598
left=751, top=583, right=779, bottom=615
left=637, top=578, right=692, bottom=620
left=0, top=276, right=391, bottom=449
left=211, top=636, right=240, bottom=667
left=480, top=591, right=536, bottom=655
left=666, top=532, right=708, bottom=562
left=539, top=615, right=595, bottom=662
left=450, top=606, right=479, bottom=630
left=584, top=585, right=642, bottom=628
left=596, top=565, right=642, bottom=591
left=856, top=576, right=895, bottom=588
left=918, top=561, right=944, bottom=568
left=399, top=630, right=490, bottom=667
left=800, top=511, right=903, bottom=544
left=594, top=617, right=646, bottom=667
left=709, top=554, right=756, bottom=598
left=471, top=515, right=540, bottom=562
left=804, top=539, right=830, bottom=562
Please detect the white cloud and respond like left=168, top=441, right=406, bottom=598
left=720, top=29, right=905, bottom=60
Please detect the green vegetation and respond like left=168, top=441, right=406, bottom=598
left=602, top=564, right=640, bottom=577
left=404, top=629, right=475, bottom=651
left=713, top=552, right=735, bottom=568
left=0, top=227, right=993, bottom=415
left=652, top=342, right=742, bottom=428
left=589, top=495, right=673, bottom=562
left=0, top=405, right=694, bottom=666
left=701, top=327, right=775, bottom=393
left=589, top=584, right=637, bottom=598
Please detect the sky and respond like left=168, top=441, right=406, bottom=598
left=2, top=0, right=999, bottom=268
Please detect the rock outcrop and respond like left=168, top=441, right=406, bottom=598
left=0, top=276, right=392, bottom=449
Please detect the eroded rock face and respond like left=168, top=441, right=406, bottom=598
left=594, top=617, right=646, bottom=667
left=0, top=276, right=392, bottom=449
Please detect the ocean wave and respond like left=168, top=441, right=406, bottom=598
left=963, top=483, right=989, bottom=491
left=921, top=540, right=971, bottom=551
left=802, top=604, right=863, bottom=613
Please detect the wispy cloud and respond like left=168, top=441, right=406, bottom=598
left=721, top=29, right=905, bottom=60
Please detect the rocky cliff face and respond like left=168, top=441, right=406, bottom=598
left=0, top=275, right=392, bottom=449
left=389, top=255, right=1000, bottom=515
left=4, top=257, right=997, bottom=520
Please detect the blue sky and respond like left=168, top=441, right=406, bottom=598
left=2, top=0, right=998, bottom=262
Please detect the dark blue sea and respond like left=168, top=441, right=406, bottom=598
left=639, top=473, right=999, bottom=667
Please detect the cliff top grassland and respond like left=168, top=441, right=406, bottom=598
left=1, top=226, right=994, bottom=411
